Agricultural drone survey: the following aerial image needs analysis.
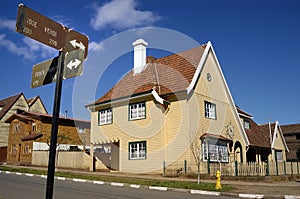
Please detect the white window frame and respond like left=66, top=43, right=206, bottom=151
left=129, top=102, right=146, bottom=120
left=129, top=141, right=146, bottom=160
left=202, top=141, right=228, bottom=163
left=205, top=101, right=216, bottom=120
left=244, top=120, right=250, bottom=129
left=98, top=108, right=113, bottom=125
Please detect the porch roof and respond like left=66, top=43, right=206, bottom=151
left=200, top=133, right=232, bottom=142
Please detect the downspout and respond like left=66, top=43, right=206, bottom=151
left=151, top=89, right=165, bottom=104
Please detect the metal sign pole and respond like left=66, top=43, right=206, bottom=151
left=45, top=50, right=65, bottom=199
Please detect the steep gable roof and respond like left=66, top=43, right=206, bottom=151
left=0, top=93, right=24, bottom=120
left=87, top=44, right=207, bottom=106
left=245, top=119, right=272, bottom=148
left=27, top=96, right=48, bottom=114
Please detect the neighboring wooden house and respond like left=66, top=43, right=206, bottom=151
left=0, top=93, right=47, bottom=163
left=5, top=111, right=90, bottom=166
left=281, top=124, right=300, bottom=161
left=86, top=39, right=251, bottom=173
left=237, top=107, right=289, bottom=162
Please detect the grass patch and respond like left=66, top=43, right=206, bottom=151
left=0, top=166, right=232, bottom=192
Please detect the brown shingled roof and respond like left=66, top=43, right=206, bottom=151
left=245, top=120, right=273, bottom=148
left=89, top=45, right=207, bottom=106
left=281, top=123, right=300, bottom=135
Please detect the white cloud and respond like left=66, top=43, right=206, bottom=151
left=0, top=17, right=57, bottom=60
left=0, top=18, right=15, bottom=31
left=0, top=34, right=56, bottom=61
left=89, top=41, right=104, bottom=52
left=90, top=0, right=160, bottom=31
left=0, top=34, right=32, bottom=59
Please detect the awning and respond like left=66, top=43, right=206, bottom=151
left=200, top=133, right=232, bottom=142
left=21, top=133, right=43, bottom=141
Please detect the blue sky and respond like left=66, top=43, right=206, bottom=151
left=0, top=0, right=299, bottom=125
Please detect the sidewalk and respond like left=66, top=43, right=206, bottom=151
left=3, top=165, right=300, bottom=198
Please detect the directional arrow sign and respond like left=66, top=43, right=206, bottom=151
left=63, top=48, right=84, bottom=79
left=64, top=28, right=88, bottom=59
left=16, top=4, right=65, bottom=50
left=31, top=57, right=58, bottom=88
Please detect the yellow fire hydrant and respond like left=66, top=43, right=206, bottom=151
left=215, top=170, right=222, bottom=190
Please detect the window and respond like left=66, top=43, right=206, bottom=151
left=98, top=108, right=113, bottom=125
left=205, top=101, right=216, bottom=119
left=202, top=141, right=228, bottom=163
left=23, top=144, right=30, bottom=155
left=129, top=102, right=145, bottom=120
left=276, top=150, right=283, bottom=162
left=11, top=144, right=17, bottom=157
left=14, top=122, right=20, bottom=133
left=129, top=141, right=146, bottom=160
left=244, top=120, right=250, bottom=129
left=78, top=127, right=85, bottom=134
left=32, top=122, right=36, bottom=132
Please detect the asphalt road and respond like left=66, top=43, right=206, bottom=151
left=0, top=172, right=234, bottom=199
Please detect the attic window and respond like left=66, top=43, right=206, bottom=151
left=205, top=101, right=216, bottom=120
left=244, top=120, right=250, bottom=129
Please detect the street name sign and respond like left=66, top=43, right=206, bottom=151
left=64, top=28, right=88, bottom=59
left=31, top=57, right=58, bottom=88
left=16, top=4, right=65, bottom=50
left=63, top=48, right=85, bottom=79
left=16, top=4, right=89, bottom=57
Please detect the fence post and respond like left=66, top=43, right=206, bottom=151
left=284, top=161, right=286, bottom=175
left=163, top=160, right=166, bottom=174
left=207, top=156, right=210, bottom=174
left=275, top=160, right=279, bottom=175
left=235, top=161, right=238, bottom=177
left=291, top=161, right=293, bottom=175
left=266, top=160, right=269, bottom=176
left=184, top=160, right=187, bottom=174
left=297, top=161, right=299, bottom=175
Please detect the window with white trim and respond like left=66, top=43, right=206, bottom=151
left=276, top=150, right=283, bottom=162
left=205, top=101, right=216, bottom=119
left=129, top=141, right=146, bottom=160
left=98, top=108, right=112, bottom=125
left=244, top=120, right=250, bottom=129
left=202, top=141, right=228, bottom=163
left=129, top=102, right=145, bottom=120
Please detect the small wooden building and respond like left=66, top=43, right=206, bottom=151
left=5, top=111, right=90, bottom=166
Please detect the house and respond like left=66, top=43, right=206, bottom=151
left=237, top=106, right=289, bottom=163
left=5, top=111, right=90, bottom=166
left=86, top=39, right=252, bottom=174
left=281, top=124, right=300, bottom=161
left=0, top=93, right=47, bottom=164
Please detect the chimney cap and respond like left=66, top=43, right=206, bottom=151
left=132, top=39, right=148, bottom=47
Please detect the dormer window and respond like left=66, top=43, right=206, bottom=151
left=244, top=120, right=250, bottom=129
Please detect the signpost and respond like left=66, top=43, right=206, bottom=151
left=16, top=4, right=89, bottom=199
left=31, top=57, right=58, bottom=88
left=16, top=4, right=65, bottom=50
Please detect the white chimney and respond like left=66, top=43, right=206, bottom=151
left=132, top=39, right=148, bottom=74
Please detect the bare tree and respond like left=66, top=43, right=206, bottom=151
left=190, top=139, right=201, bottom=184
left=47, top=134, right=72, bottom=169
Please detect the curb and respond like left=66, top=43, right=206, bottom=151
left=1, top=170, right=299, bottom=198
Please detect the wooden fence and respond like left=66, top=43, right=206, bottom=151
left=164, top=160, right=300, bottom=177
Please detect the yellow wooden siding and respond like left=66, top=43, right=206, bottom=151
left=90, top=49, right=249, bottom=172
